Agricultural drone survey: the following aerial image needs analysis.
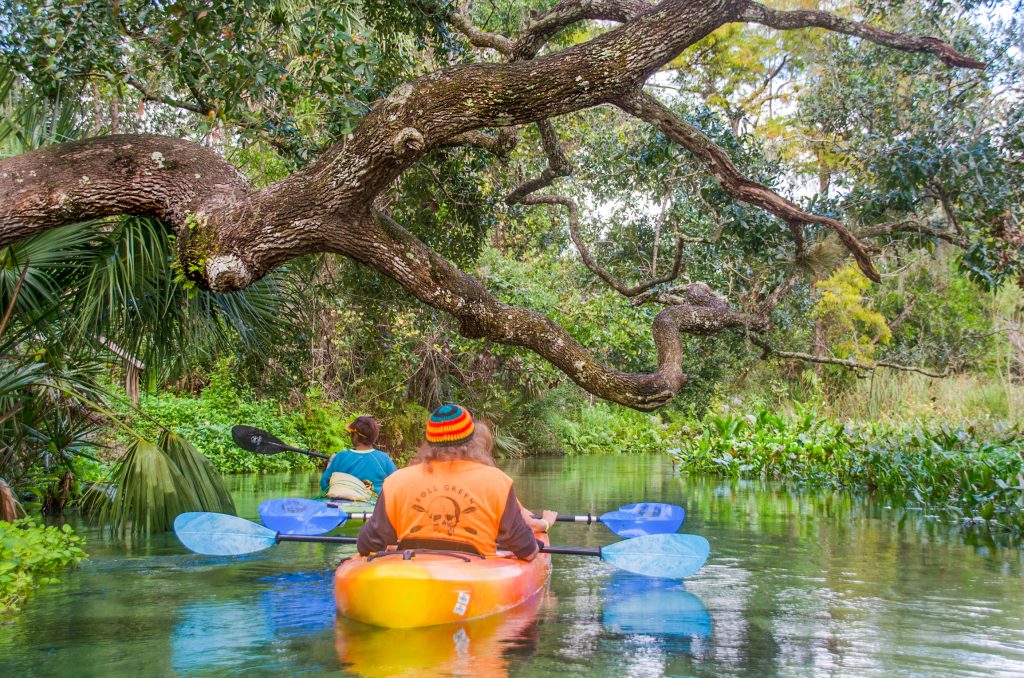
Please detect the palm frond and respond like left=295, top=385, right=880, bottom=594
left=0, top=66, right=83, bottom=156
left=87, top=439, right=188, bottom=535
left=0, top=223, right=96, bottom=322
left=159, top=431, right=235, bottom=515
left=87, top=431, right=237, bottom=535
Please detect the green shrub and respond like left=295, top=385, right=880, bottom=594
left=551, top=402, right=678, bottom=455
left=125, top=391, right=317, bottom=473
left=671, top=407, right=1024, bottom=533
left=114, top=362, right=356, bottom=474
left=0, top=518, right=86, bottom=616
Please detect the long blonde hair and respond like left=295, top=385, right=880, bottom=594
left=409, top=420, right=496, bottom=471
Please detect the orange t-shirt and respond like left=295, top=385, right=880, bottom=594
left=357, top=460, right=537, bottom=558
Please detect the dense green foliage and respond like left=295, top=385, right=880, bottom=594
left=0, top=519, right=85, bottom=616
left=118, top=366, right=346, bottom=474
left=1, top=1, right=1021, bottom=557
left=671, top=408, right=1024, bottom=533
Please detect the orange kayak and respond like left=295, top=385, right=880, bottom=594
left=334, top=536, right=551, bottom=628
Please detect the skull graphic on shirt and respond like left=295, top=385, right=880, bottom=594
left=427, top=496, right=461, bottom=536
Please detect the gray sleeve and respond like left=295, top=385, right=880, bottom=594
left=496, top=486, right=540, bottom=560
left=356, top=491, right=398, bottom=555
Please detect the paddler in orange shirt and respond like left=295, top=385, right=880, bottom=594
left=356, top=404, right=557, bottom=559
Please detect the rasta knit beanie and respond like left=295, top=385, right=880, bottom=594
left=425, top=404, right=475, bottom=447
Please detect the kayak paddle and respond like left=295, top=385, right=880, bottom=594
left=259, top=498, right=350, bottom=535
left=231, top=425, right=328, bottom=460
left=174, top=512, right=710, bottom=579
left=588, top=502, right=685, bottom=538
left=258, top=498, right=684, bottom=538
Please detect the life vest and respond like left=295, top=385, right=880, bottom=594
left=382, top=460, right=514, bottom=556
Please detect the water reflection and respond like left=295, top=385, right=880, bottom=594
left=595, top=574, right=712, bottom=678
left=335, top=592, right=545, bottom=677
left=258, top=570, right=337, bottom=637
left=169, top=565, right=547, bottom=678
left=601, top=573, right=711, bottom=639
left=171, top=570, right=336, bottom=674
left=4, top=457, right=1024, bottom=678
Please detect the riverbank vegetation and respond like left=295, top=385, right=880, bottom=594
left=1, top=0, right=1022, bottom=592
left=671, top=406, right=1023, bottom=533
left=0, top=519, right=85, bottom=617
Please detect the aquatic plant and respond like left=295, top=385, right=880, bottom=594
left=671, top=408, right=1024, bottom=533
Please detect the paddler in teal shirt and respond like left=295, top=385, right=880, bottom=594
left=320, top=416, right=397, bottom=495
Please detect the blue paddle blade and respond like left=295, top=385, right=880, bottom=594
left=174, top=512, right=279, bottom=556
left=601, top=534, right=710, bottom=579
left=600, top=503, right=685, bottom=538
left=259, top=498, right=348, bottom=535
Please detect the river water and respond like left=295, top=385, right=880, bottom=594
left=2, top=455, right=1023, bottom=677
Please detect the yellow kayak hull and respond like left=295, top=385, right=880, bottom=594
left=334, top=539, right=550, bottom=628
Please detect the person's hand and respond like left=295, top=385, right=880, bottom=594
left=540, top=510, right=558, bottom=532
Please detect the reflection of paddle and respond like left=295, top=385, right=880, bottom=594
left=175, top=512, right=710, bottom=579
left=259, top=497, right=685, bottom=538
left=602, top=573, right=711, bottom=638
left=231, top=425, right=328, bottom=460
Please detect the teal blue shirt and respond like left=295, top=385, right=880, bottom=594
left=319, top=449, right=397, bottom=494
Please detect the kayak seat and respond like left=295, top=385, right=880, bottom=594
left=367, top=548, right=486, bottom=563
left=397, top=537, right=483, bottom=556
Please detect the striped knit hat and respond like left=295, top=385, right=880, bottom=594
left=425, top=404, right=475, bottom=447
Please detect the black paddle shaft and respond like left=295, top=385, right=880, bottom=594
left=539, top=545, right=601, bottom=556
left=268, top=443, right=329, bottom=459
left=530, top=513, right=601, bottom=524
left=276, top=534, right=602, bottom=558
left=277, top=534, right=357, bottom=545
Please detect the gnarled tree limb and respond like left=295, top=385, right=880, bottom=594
left=125, top=77, right=207, bottom=116
left=858, top=220, right=970, bottom=249
left=441, top=128, right=519, bottom=157
left=451, top=10, right=514, bottom=55
left=739, top=1, right=987, bottom=69
left=0, top=0, right=984, bottom=409
left=366, top=208, right=761, bottom=409
left=512, top=0, right=652, bottom=60
left=505, top=119, right=573, bottom=203
left=523, top=193, right=687, bottom=298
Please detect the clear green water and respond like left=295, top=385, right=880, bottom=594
left=2, top=455, right=1023, bottom=677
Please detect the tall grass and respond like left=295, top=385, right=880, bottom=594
left=826, top=371, right=1024, bottom=425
